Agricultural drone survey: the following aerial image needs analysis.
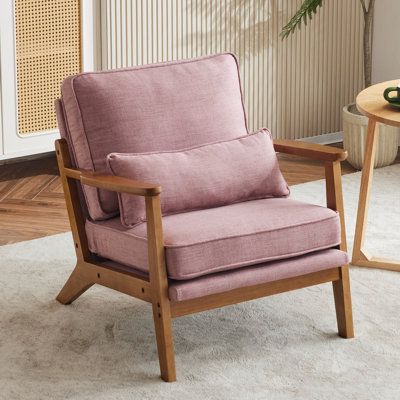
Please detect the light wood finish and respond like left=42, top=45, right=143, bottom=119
left=58, top=260, right=151, bottom=305
left=325, top=161, right=348, bottom=251
left=64, top=168, right=161, bottom=196
left=171, top=268, right=340, bottom=318
left=56, top=139, right=153, bottom=304
left=15, top=0, right=81, bottom=134
left=353, top=83, right=400, bottom=272
left=56, top=263, right=93, bottom=305
left=50, top=137, right=354, bottom=381
left=278, top=146, right=357, bottom=186
left=356, top=80, right=400, bottom=127
left=352, top=119, right=378, bottom=262
left=55, top=140, right=92, bottom=262
left=332, top=265, right=354, bottom=338
left=324, top=160, right=354, bottom=339
left=355, top=251, right=400, bottom=272
left=274, top=139, right=348, bottom=162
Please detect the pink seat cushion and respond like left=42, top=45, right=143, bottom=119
left=168, top=249, right=348, bottom=301
left=60, top=53, right=248, bottom=220
left=107, top=130, right=289, bottom=227
left=86, top=198, right=341, bottom=280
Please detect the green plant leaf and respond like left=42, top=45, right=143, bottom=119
left=281, top=0, right=324, bottom=39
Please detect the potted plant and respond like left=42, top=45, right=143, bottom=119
left=281, top=0, right=399, bottom=169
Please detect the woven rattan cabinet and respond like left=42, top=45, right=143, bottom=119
left=0, top=0, right=95, bottom=160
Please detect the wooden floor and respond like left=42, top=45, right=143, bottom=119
left=0, top=146, right=378, bottom=245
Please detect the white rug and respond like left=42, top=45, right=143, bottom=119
left=1, top=165, right=399, bottom=400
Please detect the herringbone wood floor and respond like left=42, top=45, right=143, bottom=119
left=1, top=147, right=397, bottom=245
left=0, top=156, right=69, bottom=244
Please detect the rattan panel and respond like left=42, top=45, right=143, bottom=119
left=15, top=0, right=81, bottom=135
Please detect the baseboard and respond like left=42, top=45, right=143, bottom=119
left=0, top=151, right=55, bottom=166
left=299, top=132, right=343, bottom=145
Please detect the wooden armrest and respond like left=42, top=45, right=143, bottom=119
left=273, top=139, right=347, bottom=162
left=64, top=168, right=161, bottom=196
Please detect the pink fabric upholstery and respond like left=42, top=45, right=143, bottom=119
left=107, top=129, right=289, bottom=227
left=60, top=53, right=248, bottom=220
left=168, top=249, right=348, bottom=301
left=86, top=198, right=341, bottom=280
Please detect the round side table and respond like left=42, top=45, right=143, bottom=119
left=352, top=80, right=400, bottom=271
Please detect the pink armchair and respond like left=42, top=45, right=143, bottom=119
left=55, top=53, right=353, bottom=382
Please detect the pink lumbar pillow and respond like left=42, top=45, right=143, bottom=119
left=107, top=129, right=289, bottom=227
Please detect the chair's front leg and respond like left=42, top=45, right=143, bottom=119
left=325, top=161, right=354, bottom=339
left=145, top=196, right=176, bottom=382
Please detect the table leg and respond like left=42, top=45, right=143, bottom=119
left=352, top=118, right=377, bottom=262
left=351, top=118, right=400, bottom=271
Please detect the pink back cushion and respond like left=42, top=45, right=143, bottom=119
left=107, top=130, right=290, bottom=227
left=59, top=53, right=248, bottom=220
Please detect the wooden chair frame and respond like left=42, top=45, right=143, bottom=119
left=55, top=138, right=354, bottom=382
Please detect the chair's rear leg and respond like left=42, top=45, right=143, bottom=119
left=55, top=140, right=94, bottom=305
left=332, top=265, right=354, bottom=338
left=325, top=161, right=354, bottom=339
left=152, top=301, right=176, bottom=382
left=56, top=263, right=93, bottom=305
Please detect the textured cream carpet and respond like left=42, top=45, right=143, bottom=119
left=1, top=165, right=399, bottom=400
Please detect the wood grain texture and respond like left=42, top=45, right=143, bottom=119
left=325, top=161, right=347, bottom=251
left=355, top=252, right=400, bottom=272
left=65, top=168, right=161, bottom=196
left=357, top=80, right=400, bottom=127
left=56, top=263, right=94, bottom=305
left=146, top=196, right=176, bottom=382
left=274, top=139, right=348, bottom=162
left=332, top=265, right=354, bottom=338
left=56, top=140, right=92, bottom=262
left=352, top=119, right=378, bottom=262
left=324, top=160, right=354, bottom=339
left=57, top=259, right=152, bottom=305
left=0, top=155, right=69, bottom=244
left=171, top=267, right=341, bottom=318
left=352, top=96, right=400, bottom=272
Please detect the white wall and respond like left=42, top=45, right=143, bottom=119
left=372, top=0, right=400, bottom=84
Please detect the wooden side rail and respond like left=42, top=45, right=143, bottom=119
left=273, top=138, right=348, bottom=248
left=55, top=138, right=176, bottom=381
left=171, top=267, right=341, bottom=317
left=63, top=167, right=161, bottom=196
left=274, top=139, right=353, bottom=339
left=274, top=139, right=348, bottom=162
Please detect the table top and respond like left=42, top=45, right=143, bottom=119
left=356, top=80, right=400, bottom=127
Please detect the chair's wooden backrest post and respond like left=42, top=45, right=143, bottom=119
left=55, top=139, right=92, bottom=262
left=324, top=160, right=347, bottom=252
